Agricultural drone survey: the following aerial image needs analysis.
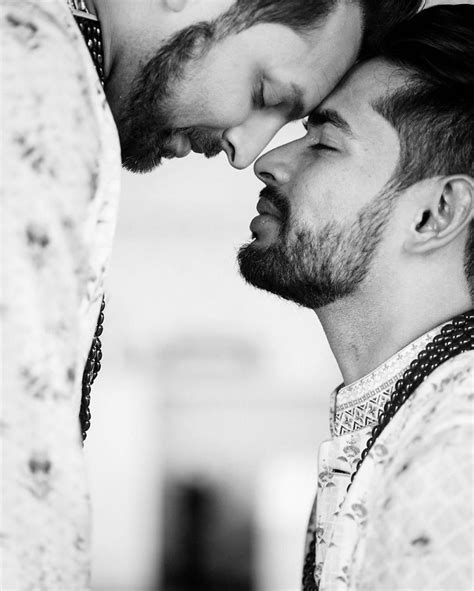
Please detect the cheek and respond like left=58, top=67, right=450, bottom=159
left=174, top=82, right=251, bottom=128
left=289, top=163, right=357, bottom=225
left=357, top=148, right=395, bottom=192
left=175, top=64, right=252, bottom=128
left=291, top=154, right=396, bottom=225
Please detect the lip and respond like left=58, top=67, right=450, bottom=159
left=249, top=213, right=281, bottom=246
left=256, top=197, right=283, bottom=220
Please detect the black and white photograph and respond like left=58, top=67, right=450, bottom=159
left=1, top=0, right=473, bottom=589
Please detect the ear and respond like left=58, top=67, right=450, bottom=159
left=164, top=0, right=188, bottom=13
left=406, top=176, right=474, bottom=254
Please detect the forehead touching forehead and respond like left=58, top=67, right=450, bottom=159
left=317, top=58, right=407, bottom=139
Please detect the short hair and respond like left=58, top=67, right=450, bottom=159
left=217, top=0, right=424, bottom=46
left=216, top=0, right=339, bottom=36
left=167, top=0, right=423, bottom=63
left=372, top=5, right=474, bottom=296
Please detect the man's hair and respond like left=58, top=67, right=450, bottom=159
left=372, top=5, right=474, bottom=297
left=164, top=0, right=423, bottom=64
left=218, top=0, right=422, bottom=39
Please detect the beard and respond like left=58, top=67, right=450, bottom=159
left=113, top=25, right=223, bottom=173
left=238, top=186, right=394, bottom=310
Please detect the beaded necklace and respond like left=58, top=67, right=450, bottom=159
left=68, top=0, right=104, bottom=86
left=67, top=0, right=107, bottom=442
left=302, top=309, right=474, bottom=591
left=79, top=299, right=105, bottom=442
left=348, top=309, right=473, bottom=489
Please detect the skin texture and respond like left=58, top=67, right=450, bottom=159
left=87, top=0, right=363, bottom=170
left=240, top=59, right=473, bottom=383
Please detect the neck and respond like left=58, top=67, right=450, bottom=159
left=316, top=277, right=471, bottom=386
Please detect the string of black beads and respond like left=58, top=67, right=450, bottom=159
left=348, top=309, right=474, bottom=490
left=73, top=7, right=106, bottom=443
left=80, top=298, right=105, bottom=442
left=74, top=16, right=105, bottom=86
left=302, top=310, right=474, bottom=590
left=302, top=536, right=318, bottom=591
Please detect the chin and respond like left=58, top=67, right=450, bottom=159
left=121, top=146, right=166, bottom=174
left=122, top=157, right=162, bottom=174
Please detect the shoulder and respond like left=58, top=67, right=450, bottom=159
left=383, top=349, right=473, bottom=507
left=1, top=0, right=82, bottom=68
left=1, top=0, right=107, bottom=201
left=413, top=349, right=473, bottom=431
left=386, top=350, right=473, bottom=490
left=399, top=349, right=473, bottom=441
left=428, top=348, right=474, bottom=389
left=360, top=351, right=473, bottom=588
left=1, top=0, right=104, bottom=125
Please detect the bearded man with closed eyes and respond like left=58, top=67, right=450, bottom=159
left=3, top=0, right=469, bottom=588
left=239, top=6, right=473, bottom=589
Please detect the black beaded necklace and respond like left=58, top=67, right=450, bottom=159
left=69, top=0, right=107, bottom=442
left=69, top=0, right=105, bottom=86
left=79, top=299, right=105, bottom=442
left=348, top=308, right=474, bottom=490
left=302, top=309, right=474, bottom=591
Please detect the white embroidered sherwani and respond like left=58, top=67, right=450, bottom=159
left=304, top=327, right=474, bottom=590
left=1, top=0, right=120, bottom=588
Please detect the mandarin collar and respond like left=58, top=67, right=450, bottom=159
left=330, top=322, right=446, bottom=437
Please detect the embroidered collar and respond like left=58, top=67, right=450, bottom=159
left=330, top=322, right=446, bottom=437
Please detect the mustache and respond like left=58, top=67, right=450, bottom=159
left=180, top=127, right=223, bottom=158
left=259, top=186, right=290, bottom=221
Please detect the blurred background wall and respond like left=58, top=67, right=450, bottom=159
left=84, top=123, right=342, bottom=591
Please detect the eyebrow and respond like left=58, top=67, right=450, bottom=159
left=307, top=108, right=354, bottom=137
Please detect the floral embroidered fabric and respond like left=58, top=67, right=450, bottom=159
left=303, top=327, right=473, bottom=590
left=0, top=0, right=120, bottom=588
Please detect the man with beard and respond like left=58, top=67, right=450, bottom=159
left=239, top=5, right=473, bottom=590
left=0, top=0, right=466, bottom=588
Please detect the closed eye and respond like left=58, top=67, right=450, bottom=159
left=302, top=120, right=338, bottom=152
left=252, top=80, right=265, bottom=109
left=311, top=143, right=338, bottom=152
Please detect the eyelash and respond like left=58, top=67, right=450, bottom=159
left=312, top=145, right=338, bottom=154
left=253, top=81, right=266, bottom=109
left=302, top=119, right=337, bottom=152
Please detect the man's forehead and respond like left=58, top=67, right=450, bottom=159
left=316, top=58, right=406, bottom=133
left=330, top=59, right=402, bottom=108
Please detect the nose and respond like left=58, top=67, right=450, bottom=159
left=222, top=132, right=269, bottom=170
left=253, top=144, right=293, bottom=186
left=221, top=137, right=236, bottom=165
left=222, top=114, right=287, bottom=169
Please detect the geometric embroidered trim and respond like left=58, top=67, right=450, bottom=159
left=332, top=322, right=446, bottom=437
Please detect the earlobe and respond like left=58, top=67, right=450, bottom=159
left=164, top=0, right=187, bottom=13
left=407, top=176, right=473, bottom=254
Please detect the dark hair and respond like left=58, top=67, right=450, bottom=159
left=372, top=5, right=474, bottom=296
left=216, top=0, right=339, bottom=36
left=360, top=0, right=423, bottom=54
left=218, top=0, right=423, bottom=41
left=172, top=0, right=423, bottom=61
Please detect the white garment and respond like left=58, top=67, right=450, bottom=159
left=0, top=0, right=120, bottom=588
left=304, top=327, right=474, bottom=590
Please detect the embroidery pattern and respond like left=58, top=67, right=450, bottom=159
left=1, top=1, right=120, bottom=588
